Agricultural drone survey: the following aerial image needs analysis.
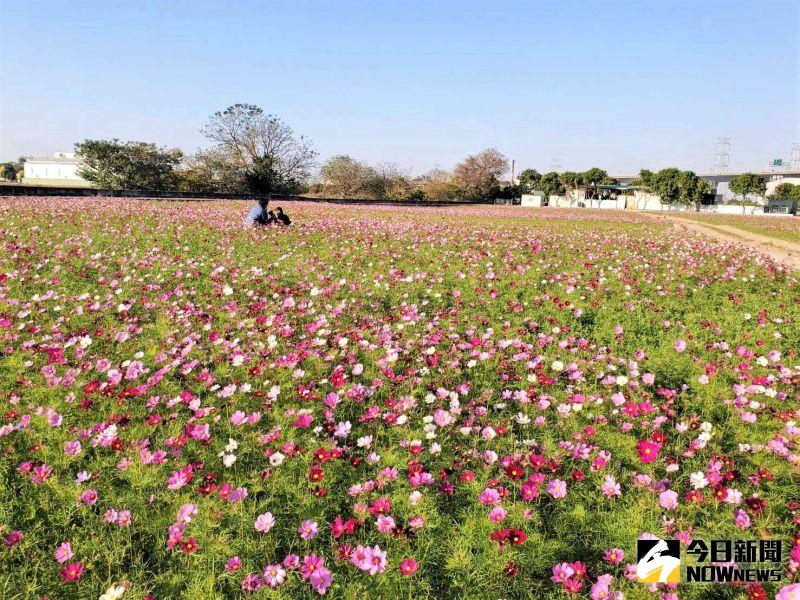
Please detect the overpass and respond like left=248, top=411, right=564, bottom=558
left=615, top=170, right=800, bottom=185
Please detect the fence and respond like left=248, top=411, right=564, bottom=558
left=0, top=184, right=493, bottom=207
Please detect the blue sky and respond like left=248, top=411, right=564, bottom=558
left=1, top=0, right=798, bottom=176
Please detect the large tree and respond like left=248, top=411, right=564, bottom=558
left=651, top=168, right=683, bottom=205
left=75, top=139, right=183, bottom=190
left=416, top=168, right=459, bottom=201
left=245, top=154, right=302, bottom=195
left=729, top=172, right=766, bottom=214
left=201, top=104, right=316, bottom=186
left=650, top=168, right=713, bottom=208
left=517, top=168, right=541, bottom=193
left=558, top=171, right=582, bottom=203
left=319, top=155, right=376, bottom=198
left=538, top=171, right=565, bottom=199
left=453, top=148, right=508, bottom=200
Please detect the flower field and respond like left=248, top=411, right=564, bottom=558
left=674, top=214, right=800, bottom=245
left=1, top=197, right=799, bottom=600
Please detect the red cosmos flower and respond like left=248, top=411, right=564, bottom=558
left=636, top=439, right=661, bottom=463
left=746, top=583, right=767, bottom=600
left=529, top=454, right=547, bottom=470
left=685, top=489, right=704, bottom=504
left=331, top=516, right=357, bottom=538
left=505, top=463, right=524, bottom=480
left=181, top=537, right=200, bottom=553
left=490, top=529, right=510, bottom=545
left=563, top=577, right=583, bottom=594
left=503, top=561, right=519, bottom=577
left=60, top=561, right=84, bottom=584
left=308, top=465, right=324, bottom=483
left=571, top=469, right=586, bottom=482
left=714, top=486, right=728, bottom=501
left=509, top=529, right=527, bottom=545
left=460, top=470, right=475, bottom=483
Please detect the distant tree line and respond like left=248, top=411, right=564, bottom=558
left=55, top=105, right=784, bottom=207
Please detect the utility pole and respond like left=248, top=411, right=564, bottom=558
left=712, top=138, right=731, bottom=174
left=791, top=143, right=800, bottom=172
left=510, top=159, right=515, bottom=185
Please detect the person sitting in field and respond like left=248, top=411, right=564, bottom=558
left=245, top=198, right=269, bottom=226
left=275, top=207, right=292, bottom=226
left=264, top=210, right=277, bottom=225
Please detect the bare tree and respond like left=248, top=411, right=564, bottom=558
left=201, top=103, right=317, bottom=183
left=453, top=148, right=508, bottom=200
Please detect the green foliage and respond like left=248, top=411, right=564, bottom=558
left=538, top=171, right=565, bottom=198
left=650, top=168, right=711, bottom=206
left=517, top=169, right=541, bottom=192
left=0, top=161, right=23, bottom=181
left=729, top=173, right=767, bottom=212
left=770, top=182, right=800, bottom=201
left=75, top=139, right=183, bottom=190
left=244, top=154, right=302, bottom=195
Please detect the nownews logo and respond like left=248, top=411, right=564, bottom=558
left=637, top=538, right=784, bottom=584
left=637, top=539, right=680, bottom=583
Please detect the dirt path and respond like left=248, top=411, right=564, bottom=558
left=657, top=214, right=800, bottom=272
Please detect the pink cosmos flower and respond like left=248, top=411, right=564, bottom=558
left=5, top=531, right=22, bottom=547
left=64, top=440, right=81, bottom=456
left=673, top=339, right=687, bottom=352
left=551, top=562, right=575, bottom=583
left=659, top=489, right=679, bottom=510
left=603, top=548, right=624, bottom=565
left=79, top=489, right=98, bottom=506
left=547, top=479, right=567, bottom=499
left=176, top=503, right=198, bottom=524
left=226, top=556, right=242, bottom=572
left=30, top=463, right=52, bottom=484
left=776, top=584, right=800, bottom=600
left=489, top=506, right=507, bottom=522
left=601, top=475, right=621, bottom=498
left=733, top=508, right=751, bottom=529
left=299, top=519, right=319, bottom=539
left=55, top=541, right=73, bottom=563
left=400, top=558, right=419, bottom=576
left=263, top=563, right=286, bottom=587
left=479, top=487, right=501, bottom=506
left=363, top=545, right=388, bottom=575
left=636, top=439, right=661, bottom=463
left=60, top=561, right=84, bottom=583
left=376, top=514, right=395, bottom=533
left=255, top=512, right=275, bottom=533
left=167, top=466, right=193, bottom=490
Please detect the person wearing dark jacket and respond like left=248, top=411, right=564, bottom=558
left=275, top=207, right=292, bottom=226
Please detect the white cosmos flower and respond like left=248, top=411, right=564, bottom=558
left=690, top=472, right=709, bottom=489
left=99, top=584, right=126, bottom=600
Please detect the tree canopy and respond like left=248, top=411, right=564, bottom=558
left=453, top=148, right=508, bottom=200
left=729, top=173, right=766, bottom=213
left=75, top=139, right=183, bottom=190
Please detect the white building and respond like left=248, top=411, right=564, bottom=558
left=23, top=152, right=91, bottom=186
